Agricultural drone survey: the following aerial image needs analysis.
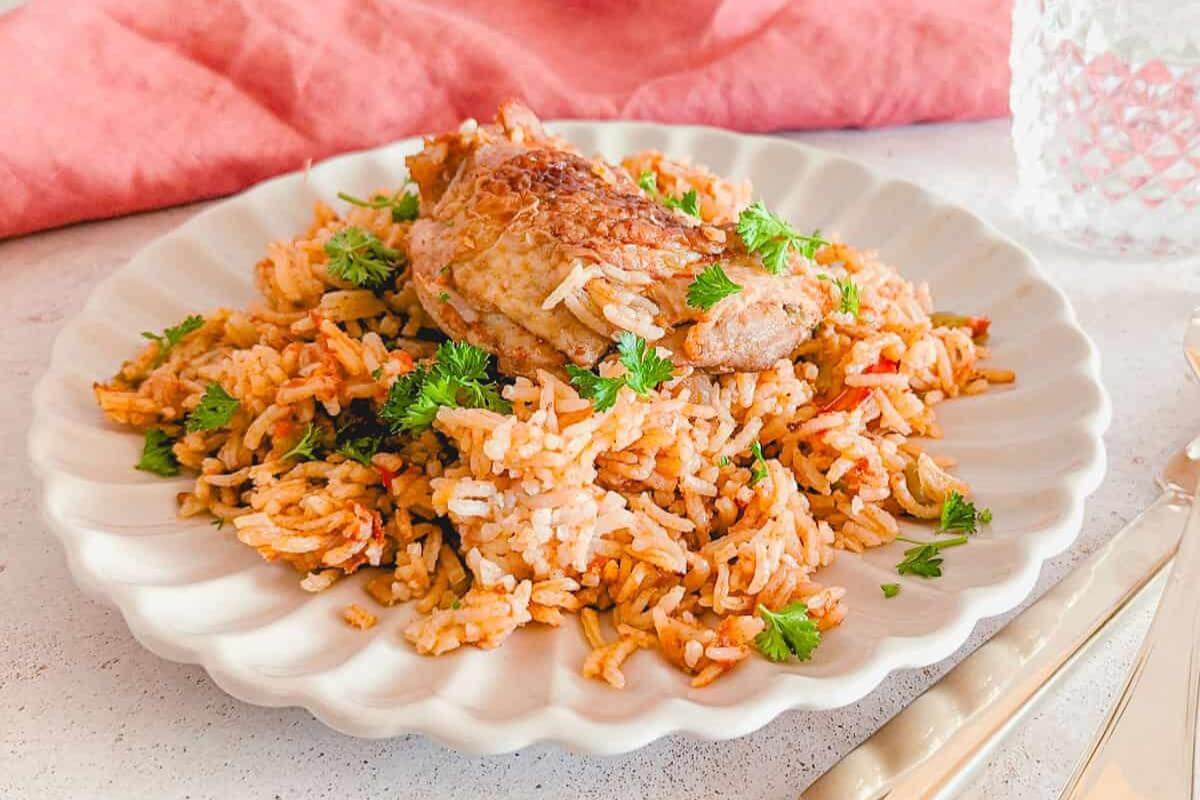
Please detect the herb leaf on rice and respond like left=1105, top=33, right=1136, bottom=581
left=338, top=189, right=420, bottom=222
left=567, top=333, right=673, bottom=412
left=566, top=365, right=625, bottom=412
left=616, top=332, right=673, bottom=394
left=636, top=170, right=701, bottom=218
left=378, top=342, right=510, bottom=433
left=324, top=226, right=402, bottom=289
left=749, top=440, right=769, bottom=486
left=834, top=276, right=861, bottom=317
left=141, top=314, right=203, bottom=366
left=336, top=434, right=382, bottom=467
left=186, top=383, right=239, bottom=432
left=282, top=423, right=322, bottom=462
left=664, top=188, right=701, bottom=217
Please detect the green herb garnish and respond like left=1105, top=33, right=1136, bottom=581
left=185, top=383, right=239, bottom=432
left=567, top=332, right=674, bottom=412
left=324, top=227, right=402, bottom=289
left=736, top=202, right=827, bottom=274
left=686, top=264, right=743, bottom=311
left=141, top=314, right=203, bottom=366
left=834, top=276, right=860, bottom=317
left=749, top=440, right=769, bottom=486
left=336, top=435, right=382, bottom=467
left=282, top=423, right=321, bottom=462
left=565, top=365, right=626, bottom=413
left=754, top=602, right=821, bottom=662
left=895, top=535, right=969, bottom=578
left=664, top=189, right=701, bottom=218
left=378, top=342, right=510, bottom=433
left=938, top=491, right=992, bottom=535
left=136, top=429, right=180, bottom=477
left=616, top=332, right=673, bottom=394
left=881, top=583, right=900, bottom=599
left=337, top=189, right=420, bottom=222
left=637, top=171, right=701, bottom=217
left=211, top=517, right=226, bottom=530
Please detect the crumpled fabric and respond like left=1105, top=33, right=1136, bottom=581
left=0, top=0, right=1010, bottom=238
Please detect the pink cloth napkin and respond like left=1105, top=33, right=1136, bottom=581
left=0, top=0, right=1011, bottom=239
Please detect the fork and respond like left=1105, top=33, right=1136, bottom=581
left=1059, top=307, right=1200, bottom=799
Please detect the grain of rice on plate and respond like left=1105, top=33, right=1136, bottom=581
left=95, top=103, right=1012, bottom=689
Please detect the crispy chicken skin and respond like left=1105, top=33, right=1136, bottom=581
left=406, top=102, right=821, bottom=378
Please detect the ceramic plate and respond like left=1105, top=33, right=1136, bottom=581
left=28, top=121, right=1111, bottom=754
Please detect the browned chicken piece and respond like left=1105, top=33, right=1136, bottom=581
left=406, top=101, right=823, bottom=379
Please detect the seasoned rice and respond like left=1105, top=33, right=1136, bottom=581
left=94, top=132, right=1009, bottom=689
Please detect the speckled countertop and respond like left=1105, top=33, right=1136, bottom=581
left=2, top=120, right=1198, bottom=800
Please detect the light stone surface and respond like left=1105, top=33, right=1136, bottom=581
left=2, top=119, right=1197, bottom=799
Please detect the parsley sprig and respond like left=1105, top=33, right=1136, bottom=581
left=834, top=276, right=860, bottom=317
left=338, top=189, right=420, bottom=223
left=324, top=227, right=402, bottom=290
left=754, top=602, right=821, bottom=662
left=665, top=189, right=700, bottom=217
left=636, top=171, right=701, bottom=218
left=564, top=366, right=625, bottom=413
left=749, top=440, right=769, bottom=486
left=379, top=342, right=510, bottom=433
left=736, top=202, right=827, bottom=274
left=881, top=583, right=900, bottom=599
left=336, top=434, right=382, bottom=467
left=895, top=535, right=969, bottom=578
left=136, top=429, right=180, bottom=477
left=282, top=423, right=322, bottom=462
left=686, top=264, right=743, bottom=311
left=617, top=332, right=674, bottom=394
left=186, top=383, right=240, bottom=432
left=938, top=490, right=992, bottom=534
left=818, top=273, right=862, bottom=318
left=142, top=315, right=203, bottom=366
left=567, top=332, right=674, bottom=412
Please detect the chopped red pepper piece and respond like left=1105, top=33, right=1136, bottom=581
left=375, top=465, right=396, bottom=492
left=966, top=316, right=991, bottom=339
left=390, top=350, right=415, bottom=374
left=818, top=357, right=898, bottom=413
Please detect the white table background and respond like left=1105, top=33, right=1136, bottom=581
left=2, top=119, right=1198, bottom=799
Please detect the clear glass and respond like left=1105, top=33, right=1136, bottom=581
left=1010, top=0, right=1200, bottom=256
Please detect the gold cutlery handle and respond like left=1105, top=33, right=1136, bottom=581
left=799, top=493, right=1188, bottom=800
left=1060, top=489, right=1200, bottom=800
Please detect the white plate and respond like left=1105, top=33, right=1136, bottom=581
left=28, top=121, right=1111, bottom=754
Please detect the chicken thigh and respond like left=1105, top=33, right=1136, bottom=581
left=406, top=102, right=822, bottom=378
